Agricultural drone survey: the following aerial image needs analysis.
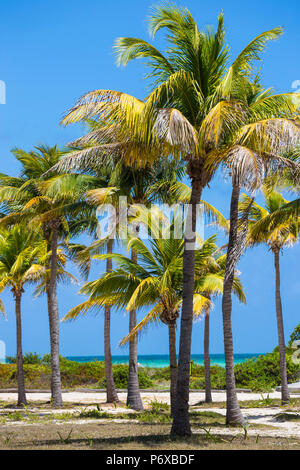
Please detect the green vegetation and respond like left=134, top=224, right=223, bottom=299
left=0, top=358, right=153, bottom=390
left=6, top=352, right=43, bottom=365
left=0, top=421, right=299, bottom=451
left=2, top=338, right=299, bottom=392
left=290, top=323, right=300, bottom=345
left=234, top=352, right=300, bottom=392
left=0, top=1, right=299, bottom=447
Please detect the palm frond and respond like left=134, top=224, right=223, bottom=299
left=119, top=302, right=163, bottom=345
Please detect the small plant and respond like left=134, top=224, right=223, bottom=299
left=8, top=411, right=24, bottom=421
left=85, top=435, right=94, bottom=447
left=198, top=426, right=226, bottom=444
left=79, top=407, right=110, bottom=419
left=3, top=435, right=12, bottom=445
left=242, top=418, right=250, bottom=440
left=137, top=411, right=170, bottom=423
left=57, top=428, right=73, bottom=444
left=149, top=399, right=169, bottom=413
left=53, top=412, right=75, bottom=421
left=260, top=394, right=272, bottom=406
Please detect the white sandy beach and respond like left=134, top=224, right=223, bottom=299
left=0, top=390, right=299, bottom=440
left=0, top=389, right=296, bottom=404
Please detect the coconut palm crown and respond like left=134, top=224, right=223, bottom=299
left=240, top=188, right=299, bottom=404
left=55, top=3, right=300, bottom=434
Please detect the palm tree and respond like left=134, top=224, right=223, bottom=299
left=58, top=4, right=300, bottom=433
left=48, top=117, right=186, bottom=410
left=196, top=254, right=246, bottom=403
left=240, top=188, right=300, bottom=404
left=116, top=4, right=300, bottom=431
left=220, top=80, right=299, bottom=424
left=250, top=152, right=300, bottom=227
left=47, top=156, right=121, bottom=405
left=64, top=205, right=245, bottom=413
left=0, top=146, right=89, bottom=407
left=0, top=225, right=46, bottom=406
left=118, top=209, right=220, bottom=415
left=64, top=207, right=214, bottom=413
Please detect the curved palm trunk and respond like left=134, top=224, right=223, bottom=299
left=204, top=302, right=212, bottom=403
left=47, top=223, right=63, bottom=407
left=168, top=323, right=177, bottom=416
left=171, top=179, right=202, bottom=436
left=15, top=290, right=27, bottom=407
left=126, top=248, right=143, bottom=410
left=274, top=249, right=290, bottom=405
left=222, top=184, right=245, bottom=426
left=105, top=239, right=119, bottom=403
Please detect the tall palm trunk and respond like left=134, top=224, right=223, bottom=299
left=104, top=239, right=119, bottom=403
left=126, top=248, right=143, bottom=410
left=46, top=222, right=63, bottom=407
left=274, top=248, right=290, bottom=404
left=204, top=301, right=212, bottom=403
left=168, top=322, right=177, bottom=416
left=171, top=178, right=202, bottom=436
left=222, top=184, right=245, bottom=426
left=15, top=289, right=27, bottom=407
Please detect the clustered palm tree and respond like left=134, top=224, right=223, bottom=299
left=0, top=224, right=75, bottom=405
left=0, top=3, right=299, bottom=441
left=0, top=146, right=89, bottom=406
left=64, top=206, right=245, bottom=414
left=240, top=187, right=300, bottom=404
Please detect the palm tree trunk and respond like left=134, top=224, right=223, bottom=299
left=47, top=222, right=63, bottom=407
left=105, top=239, right=119, bottom=403
left=171, top=179, right=202, bottom=436
left=222, top=184, right=245, bottom=426
left=168, top=323, right=177, bottom=416
left=15, top=290, right=27, bottom=407
left=126, top=248, right=143, bottom=410
left=274, top=248, right=290, bottom=405
left=204, top=302, right=212, bottom=403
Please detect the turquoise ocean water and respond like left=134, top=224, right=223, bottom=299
left=65, top=353, right=261, bottom=368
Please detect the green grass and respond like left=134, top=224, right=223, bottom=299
left=192, top=397, right=300, bottom=410
left=0, top=421, right=298, bottom=450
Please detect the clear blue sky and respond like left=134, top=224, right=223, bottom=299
left=0, top=0, right=299, bottom=357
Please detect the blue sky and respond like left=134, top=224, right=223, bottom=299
left=0, top=0, right=299, bottom=358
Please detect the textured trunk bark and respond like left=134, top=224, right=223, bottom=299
left=168, top=323, right=177, bottom=416
left=47, top=224, right=63, bottom=407
left=204, top=302, right=212, bottom=403
left=274, top=249, right=290, bottom=405
left=171, top=180, right=202, bottom=436
left=15, top=291, right=27, bottom=407
left=222, top=184, right=245, bottom=426
left=105, top=239, right=119, bottom=403
left=126, top=248, right=143, bottom=410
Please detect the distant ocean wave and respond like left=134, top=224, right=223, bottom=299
left=65, top=353, right=262, bottom=368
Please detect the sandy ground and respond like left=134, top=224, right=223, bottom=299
left=194, top=407, right=300, bottom=438
left=0, top=390, right=299, bottom=439
left=0, top=389, right=297, bottom=404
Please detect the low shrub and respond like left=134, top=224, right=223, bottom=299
left=190, top=365, right=226, bottom=390
left=102, top=364, right=153, bottom=389
left=0, top=359, right=153, bottom=389
left=7, top=352, right=42, bottom=365
left=234, top=351, right=300, bottom=392
left=2, top=334, right=299, bottom=392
